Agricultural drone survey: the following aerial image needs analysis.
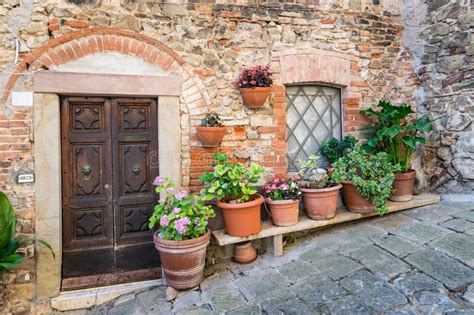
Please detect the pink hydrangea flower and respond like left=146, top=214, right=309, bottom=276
left=172, top=207, right=181, bottom=214
left=153, top=176, right=165, bottom=185
left=175, top=190, right=188, bottom=200
left=175, top=216, right=190, bottom=234
left=160, top=215, right=169, bottom=227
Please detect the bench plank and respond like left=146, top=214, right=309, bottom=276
left=212, top=193, right=441, bottom=246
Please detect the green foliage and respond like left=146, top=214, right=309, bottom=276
left=360, top=100, right=432, bottom=173
left=320, top=136, right=358, bottom=164
left=331, top=146, right=400, bottom=215
left=0, top=192, right=23, bottom=274
left=298, top=155, right=330, bottom=189
left=201, top=112, right=223, bottom=127
left=148, top=177, right=215, bottom=241
left=198, top=153, right=264, bottom=203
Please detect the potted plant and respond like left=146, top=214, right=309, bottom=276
left=320, top=135, right=358, bottom=166
left=264, top=176, right=302, bottom=226
left=199, top=153, right=264, bottom=237
left=196, top=112, right=227, bottom=148
left=298, top=155, right=342, bottom=220
left=237, top=65, right=273, bottom=109
left=360, top=100, right=432, bottom=201
left=149, top=176, right=215, bottom=290
left=331, top=146, right=400, bottom=215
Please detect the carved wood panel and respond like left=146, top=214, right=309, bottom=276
left=61, top=96, right=159, bottom=280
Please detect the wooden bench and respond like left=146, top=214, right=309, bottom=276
left=212, top=193, right=441, bottom=256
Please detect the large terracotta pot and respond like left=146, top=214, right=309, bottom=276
left=390, top=170, right=416, bottom=202
left=341, top=181, right=376, bottom=213
left=217, top=194, right=264, bottom=237
left=196, top=126, right=227, bottom=148
left=239, top=87, right=271, bottom=108
left=266, top=199, right=299, bottom=226
left=301, top=184, right=342, bottom=220
left=153, top=230, right=210, bottom=290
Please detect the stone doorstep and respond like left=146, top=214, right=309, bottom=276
left=213, top=193, right=441, bottom=256
left=51, top=279, right=162, bottom=311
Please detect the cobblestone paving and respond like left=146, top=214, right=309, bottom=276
left=73, top=199, right=474, bottom=314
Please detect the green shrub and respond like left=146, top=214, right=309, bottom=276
left=0, top=192, right=23, bottom=274
left=331, top=146, right=400, bottom=215
left=320, top=135, right=358, bottom=164
left=198, top=153, right=264, bottom=203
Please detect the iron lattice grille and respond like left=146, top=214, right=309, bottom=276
left=286, top=85, right=342, bottom=171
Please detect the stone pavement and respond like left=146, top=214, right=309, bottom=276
left=66, top=197, right=474, bottom=314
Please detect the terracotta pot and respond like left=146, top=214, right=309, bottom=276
left=233, top=241, right=257, bottom=264
left=266, top=199, right=299, bottom=226
left=301, top=184, right=342, bottom=220
left=239, top=87, right=271, bottom=108
left=217, top=194, right=264, bottom=237
left=153, top=230, right=210, bottom=290
left=196, top=126, right=227, bottom=148
left=390, top=170, right=416, bottom=202
left=341, top=181, right=376, bottom=213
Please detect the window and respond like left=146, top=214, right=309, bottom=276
left=286, top=85, right=342, bottom=171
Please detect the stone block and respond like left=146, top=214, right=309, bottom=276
left=277, top=260, right=319, bottom=284
left=441, top=218, right=474, bottom=233
left=453, top=210, right=474, bottom=222
left=321, top=295, right=376, bottom=314
left=234, top=269, right=290, bottom=301
left=372, top=235, right=423, bottom=258
left=202, top=285, right=247, bottom=312
left=392, top=223, right=452, bottom=244
left=394, top=273, right=447, bottom=296
left=292, top=275, right=347, bottom=307
left=306, top=254, right=362, bottom=280
left=429, top=233, right=474, bottom=267
left=260, top=297, right=313, bottom=314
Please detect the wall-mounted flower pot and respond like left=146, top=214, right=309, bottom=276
left=301, top=184, right=342, bottom=220
left=153, top=230, right=210, bottom=290
left=266, top=199, right=299, bottom=226
left=390, top=170, right=416, bottom=202
left=196, top=126, right=227, bottom=148
left=341, top=181, right=376, bottom=213
left=217, top=194, right=264, bottom=237
left=239, top=87, right=271, bottom=109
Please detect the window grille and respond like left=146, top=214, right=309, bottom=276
left=286, top=85, right=342, bottom=171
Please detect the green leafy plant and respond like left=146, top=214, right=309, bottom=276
left=199, top=153, right=264, bottom=203
left=331, top=146, right=400, bottom=215
left=148, top=177, right=215, bottom=241
left=201, top=112, right=223, bottom=127
left=298, top=155, right=330, bottom=189
left=0, top=192, right=55, bottom=275
left=0, top=192, right=22, bottom=274
left=320, top=136, right=358, bottom=164
left=360, top=100, right=432, bottom=173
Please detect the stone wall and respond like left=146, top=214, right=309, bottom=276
left=402, top=0, right=473, bottom=192
left=0, top=0, right=423, bottom=312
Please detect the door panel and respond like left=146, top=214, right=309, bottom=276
left=61, top=96, right=160, bottom=283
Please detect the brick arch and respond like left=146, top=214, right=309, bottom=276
left=3, top=27, right=211, bottom=188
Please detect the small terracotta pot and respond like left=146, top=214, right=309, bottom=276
left=233, top=241, right=257, bottom=264
left=301, top=184, right=342, bottom=220
left=217, top=194, right=264, bottom=237
left=266, top=199, right=299, bottom=226
left=196, top=126, right=227, bottom=148
left=341, top=181, right=376, bottom=213
left=239, top=87, right=271, bottom=108
left=390, top=170, right=416, bottom=202
left=153, top=230, right=210, bottom=290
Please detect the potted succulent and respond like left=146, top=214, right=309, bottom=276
left=149, top=176, right=215, bottom=290
left=320, top=135, right=358, bottom=166
left=298, top=155, right=342, bottom=220
left=360, top=100, right=432, bottom=201
left=237, top=65, right=273, bottom=109
left=264, top=176, right=302, bottom=226
left=196, top=112, right=227, bottom=148
left=331, top=145, right=400, bottom=215
left=199, top=153, right=264, bottom=237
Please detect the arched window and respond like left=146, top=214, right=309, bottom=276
left=286, top=85, right=342, bottom=171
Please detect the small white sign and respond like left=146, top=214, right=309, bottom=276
left=12, top=91, right=33, bottom=107
left=17, top=173, right=34, bottom=184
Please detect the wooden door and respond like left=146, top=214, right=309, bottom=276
left=61, top=96, right=160, bottom=288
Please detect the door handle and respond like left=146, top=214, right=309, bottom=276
left=132, top=165, right=141, bottom=175
left=81, top=165, right=92, bottom=176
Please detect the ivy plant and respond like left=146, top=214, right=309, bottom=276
left=331, top=146, right=400, bottom=215
left=198, top=153, right=264, bottom=203
left=360, top=100, right=432, bottom=173
left=320, top=135, right=358, bottom=164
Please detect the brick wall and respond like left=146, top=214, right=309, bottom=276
left=0, top=1, right=422, bottom=312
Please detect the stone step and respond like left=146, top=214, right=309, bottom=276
left=212, top=193, right=441, bottom=256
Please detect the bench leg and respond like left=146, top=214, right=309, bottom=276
left=272, top=234, right=283, bottom=257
